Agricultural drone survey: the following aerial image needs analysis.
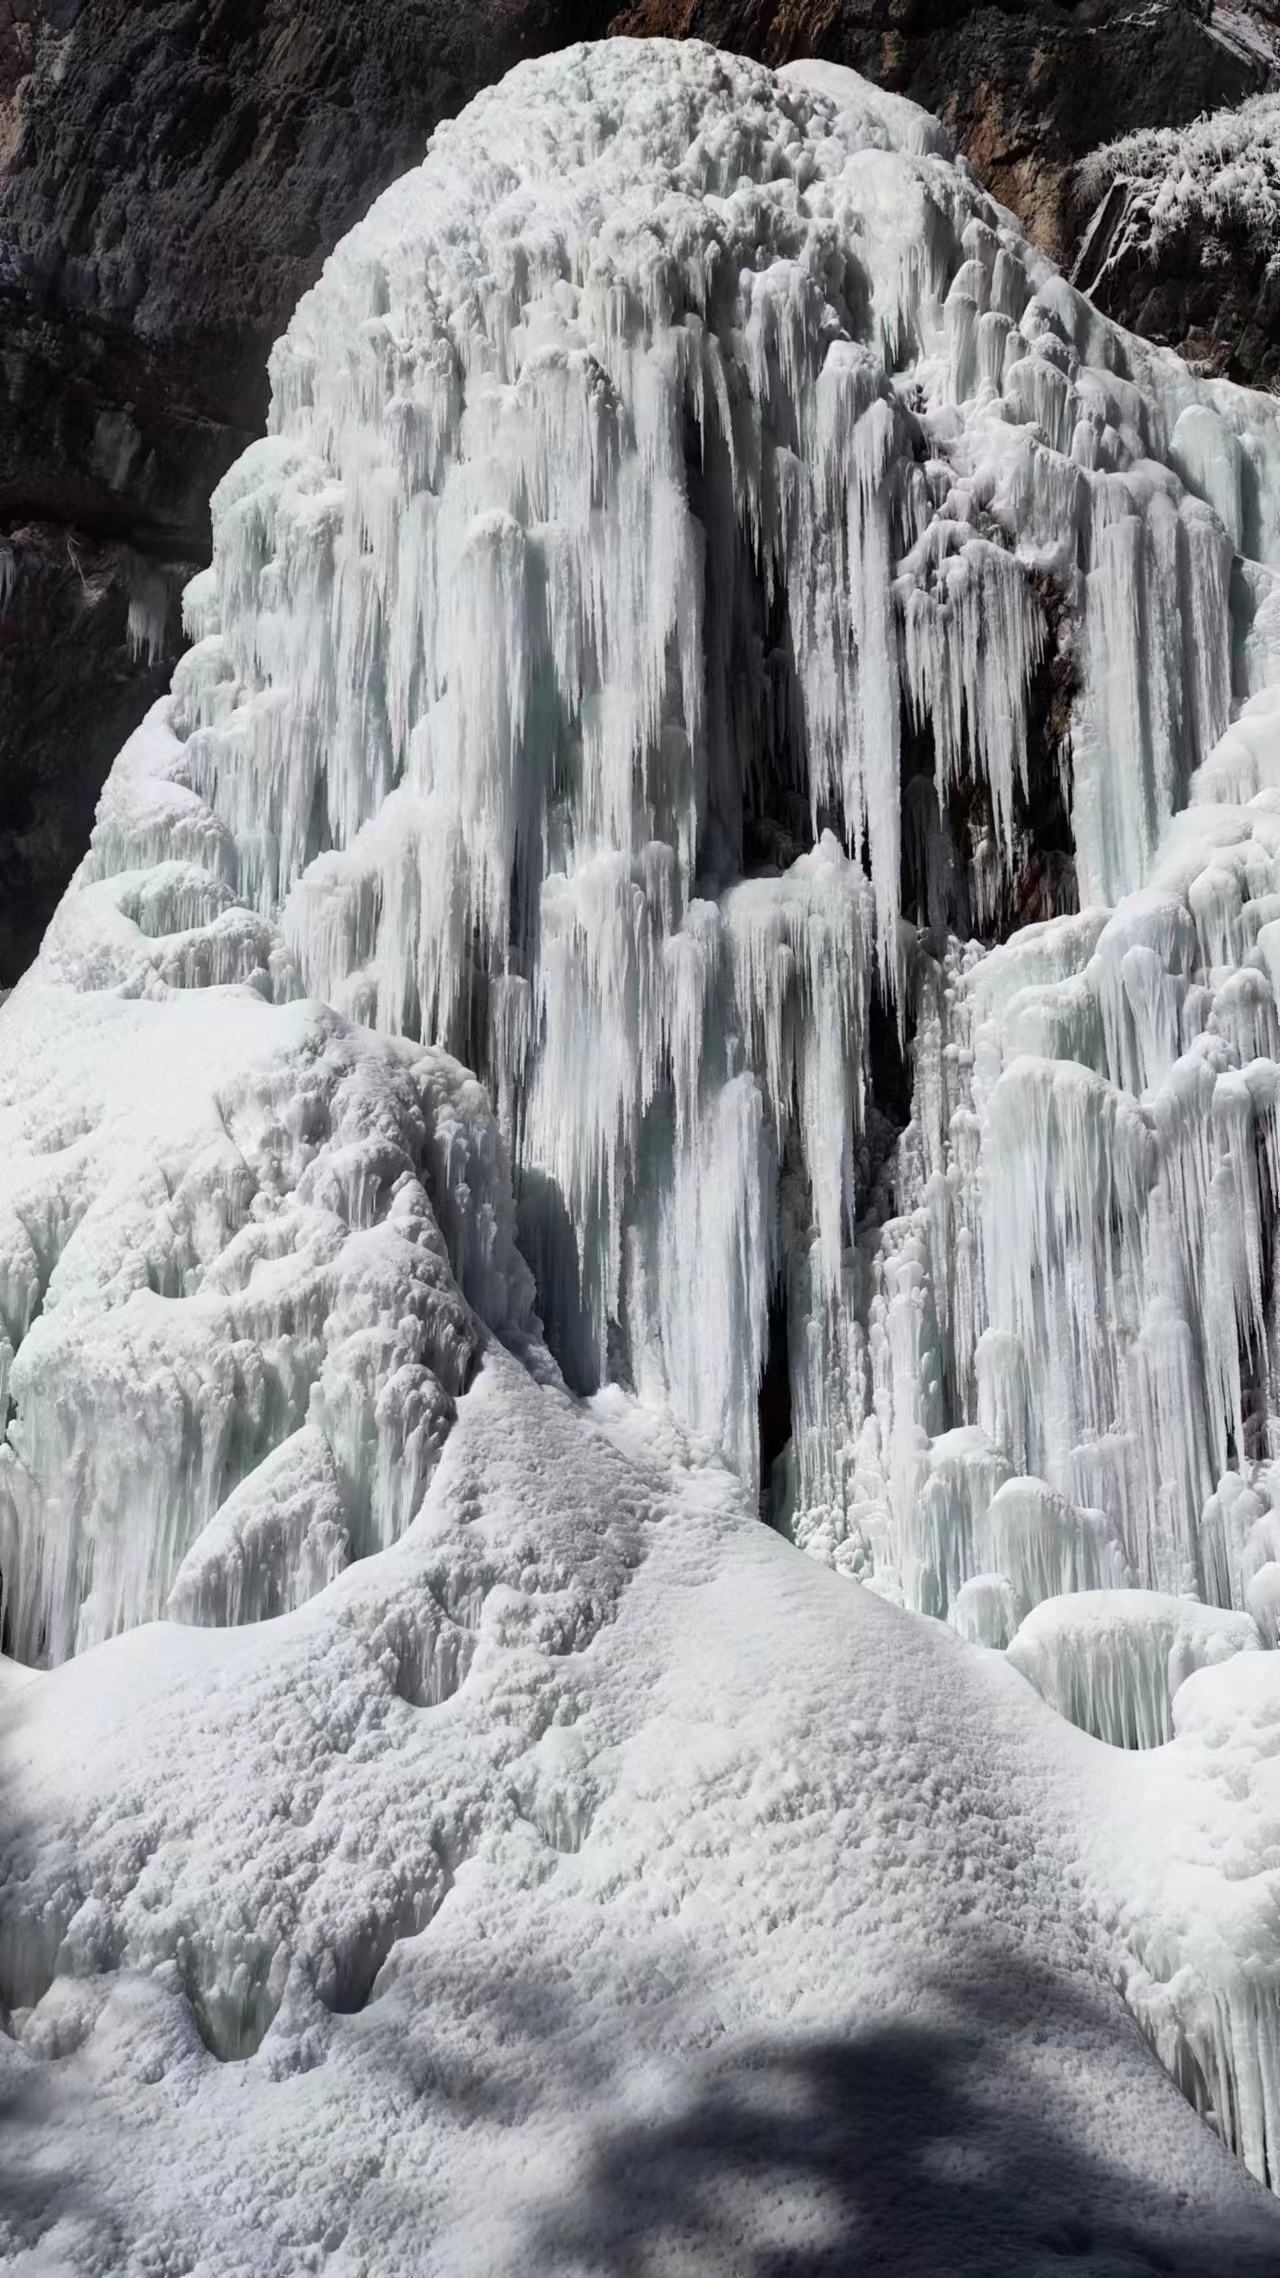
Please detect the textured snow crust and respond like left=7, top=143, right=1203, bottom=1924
left=7, top=38, right=1280, bottom=2264
left=5, top=1372, right=1280, bottom=2274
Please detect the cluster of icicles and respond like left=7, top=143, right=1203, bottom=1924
left=824, top=680, right=1280, bottom=1623
left=82, top=43, right=1280, bottom=1532
left=7, top=38, right=1280, bottom=1688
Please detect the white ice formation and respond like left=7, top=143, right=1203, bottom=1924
left=1007, top=1588, right=1261, bottom=1749
left=14, top=33, right=1280, bottom=1654
left=828, top=687, right=1280, bottom=1636
left=8, top=40, right=1280, bottom=2263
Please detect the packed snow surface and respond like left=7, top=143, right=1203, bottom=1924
left=7, top=37, right=1280, bottom=2268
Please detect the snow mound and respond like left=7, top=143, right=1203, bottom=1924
left=1007, top=1588, right=1261, bottom=1749
left=1093, top=1647, right=1280, bottom=2194
left=4, top=1358, right=1280, bottom=2267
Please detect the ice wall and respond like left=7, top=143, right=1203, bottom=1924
left=819, top=687, right=1280, bottom=1625
left=74, top=38, right=1280, bottom=1528
left=9, top=38, right=1280, bottom=1664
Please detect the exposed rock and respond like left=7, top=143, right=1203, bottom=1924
left=0, top=0, right=614, bottom=983
left=0, top=523, right=191, bottom=983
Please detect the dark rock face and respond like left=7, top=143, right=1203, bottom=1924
left=609, top=1, right=1278, bottom=258
left=0, top=524, right=191, bottom=982
left=0, top=0, right=615, bottom=983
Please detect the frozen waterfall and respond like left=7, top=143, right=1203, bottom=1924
left=10, top=36, right=1280, bottom=2233
left=1007, top=1589, right=1261, bottom=1749
left=17, top=37, right=1280, bottom=1658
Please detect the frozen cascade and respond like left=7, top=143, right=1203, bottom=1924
left=7, top=44, right=1280, bottom=2263
left=0, top=968, right=533, bottom=1663
left=10, top=38, right=1280, bottom=1657
left=31, top=36, right=1280, bottom=1618
left=834, top=743, right=1280, bottom=1628
left=13, top=39, right=1280, bottom=2216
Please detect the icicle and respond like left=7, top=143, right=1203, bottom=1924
left=948, top=1571, right=1026, bottom=1649
left=722, top=836, right=871, bottom=1297
left=981, top=1479, right=1126, bottom=1609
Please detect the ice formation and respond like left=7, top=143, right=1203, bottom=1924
left=12, top=34, right=1280, bottom=1662
left=827, top=685, right=1280, bottom=1643
left=0, top=972, right=533, bottom=1663
left=9, top=38, right=1280, bottom=2261
left=1007, top=1589, right=1261, bottom=1749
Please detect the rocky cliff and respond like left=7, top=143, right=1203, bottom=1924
left=1074, top=72, right=1280, bottom=387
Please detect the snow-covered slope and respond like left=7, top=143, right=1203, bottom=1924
left=5, top=1376, right=1280, bottom=2273
left=7, top=38, right=1280, bottom=2267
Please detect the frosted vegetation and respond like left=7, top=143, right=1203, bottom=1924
left=7, top=42, right=1280, bottom=2266
left=1082, top=90, right=1280, bottom=253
